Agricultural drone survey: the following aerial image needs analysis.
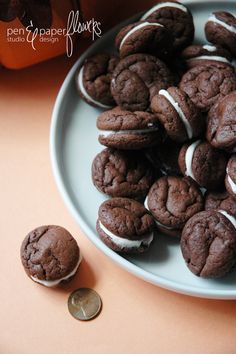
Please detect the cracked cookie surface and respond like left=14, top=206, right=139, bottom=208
left=141, top=1, right=194, bottom=52
left=178, top=141, right=227, bottom=189
left=76, top=53, right=119, bottom=108
left=206, top=91, right=236, bottom=151
left=146, top=176, right=203, bottom=229
left=205, top=11, right=236, bottom=57
left=21, top=225, right=80, bottom=281
left=97, top=106, right=163, bottom=149
left=205, top=190, right=236, bottom=216
left=181, top=211, right=236, bottom=278
left=151, top=86, right=204, bottom=142
left=179, top=64, right=236, bottom=112
left=97, top=197, right=155, bottom=253
left=92, top=148, right=155, bottom=200
left=115, top=20, right=173, bottom=60
left=111, top=54, right=175, bottom=111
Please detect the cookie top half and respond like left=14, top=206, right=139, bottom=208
left=111, top=54, right=175, bottom=111
left=146, top=175, right=203, bottom=229
left=76, top=53, right=119, bottom=109
left=92, top=148, right=155, bottom=200
left=181, top=210, right=236, bottom=278
left=21, top=225, right=80, bottom=282
left=206, top=91, right=236, bottom=151
left=140, top=0, right=194, bottom=52
left=115, top=20, right=173, bottom=60
left=205, top=11, right=236, bottom=57
left=179, top=64, right=236, bottom=112
left=97, top=107, right=163, bottom=150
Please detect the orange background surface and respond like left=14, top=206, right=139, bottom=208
left=1, top=54, right=236, bottom=354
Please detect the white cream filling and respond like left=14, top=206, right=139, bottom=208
left=202, top=44, right=217, bottom=52
left=185, top=140, right=201, bottom=181
left=120, top=22, right=163, bottom=50
left=99, top=221, right=153, bottom=248
left=188, top=55, right=231, bottom=64
left=99, top=126, right=159, bottom=137
left=218, top=210, right=236, bottom=229
left=141, top=2, right=187, bottom=20
left=208, top=14, right=236, bottom=34
left=77, top=66, right=112, bottom=109
left=144, top=196, right=175, bottom=230
left=227, top=171, right=236, bottom=194
left=31, top=252, right=82, bottom=287
left=159, top=89, right=193, bottom=139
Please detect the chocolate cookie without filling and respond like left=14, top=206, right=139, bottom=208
left=151, top=86, right=204, bottom=142
left=111, top=54, right=175, bottom=112
left=92, top=148, right=155, bottom=200
left=179, top=64, right=236, bottom=112
left=182, top=44, right=233, bottom=68
left=205, top=11, right=236, bottom=57
left=140, top=0, right=194, bottom=52
left=97, top=107, right=163, bottom=150
left=181, top=211, right=236, bottom=278
left=225, top=155, right=236, bottom=199
left=145, top=176, right=204, bottom=236
left=206, top=91, right=236, bottom=151
left=76, top=53, right=119, bottom=109
left=21, top=225, right=81, bottom=287
left=115, top=20, right=173, bottom=60
left=97, top=197, right=155, bottom=253
left=178, top=140, right=227, bottom=190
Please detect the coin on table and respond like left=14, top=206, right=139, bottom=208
left=68, top=288, right=102, bottom=321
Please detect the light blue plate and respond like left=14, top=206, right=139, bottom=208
left=50, top=0, right=236, bottom=299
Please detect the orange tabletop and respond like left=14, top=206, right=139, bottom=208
left=1, top=54, right=236, bottom=354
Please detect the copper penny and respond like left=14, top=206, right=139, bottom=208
left=68, top=288, right=102, bottom=321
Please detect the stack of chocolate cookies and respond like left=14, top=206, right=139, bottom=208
left=76, top=1, right=236, bottom=279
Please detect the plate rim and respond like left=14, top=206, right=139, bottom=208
left=50, top=0, right=236, bottom=299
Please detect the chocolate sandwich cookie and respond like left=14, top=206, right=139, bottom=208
left=206, top=91, right=236, bottom=151
left=92, top=148, right=155, bottom=200
left=225, top=155, right=236, bottom=199
left=21, top=225, right=81, bottom=287
left=182, top=44, right=233, bottom=68
left=111, top=54, right=175, bottom=112
left=181, top=211, right=236, bottom=278
left=140, top=0, right=194, bottom=52
left=205, top=190, right=236, bottom=217
left=97, top=107, right=163, bottom=150
left=19, top=0, right=52, bottom=30
left=76, top=53, right=119, bottom=109
left=151, top=86, right=204, bottom=142
left=97, top=197, right=155, bottom=253
left=115, top=20, right=173, bottom=60
left=178, top=140, right=227, bottom=190
left=179, top=64, right=236, bottom=112
left=145, top=176, right=203, bottom=237
left=146, top=139, right=182, bottom=176
left=0, top=0, right=23, bottom=22
left=205, top=12, right=236, bottom=57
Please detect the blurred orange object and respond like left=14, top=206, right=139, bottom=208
left=0, top=0, right=156, bottom=69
